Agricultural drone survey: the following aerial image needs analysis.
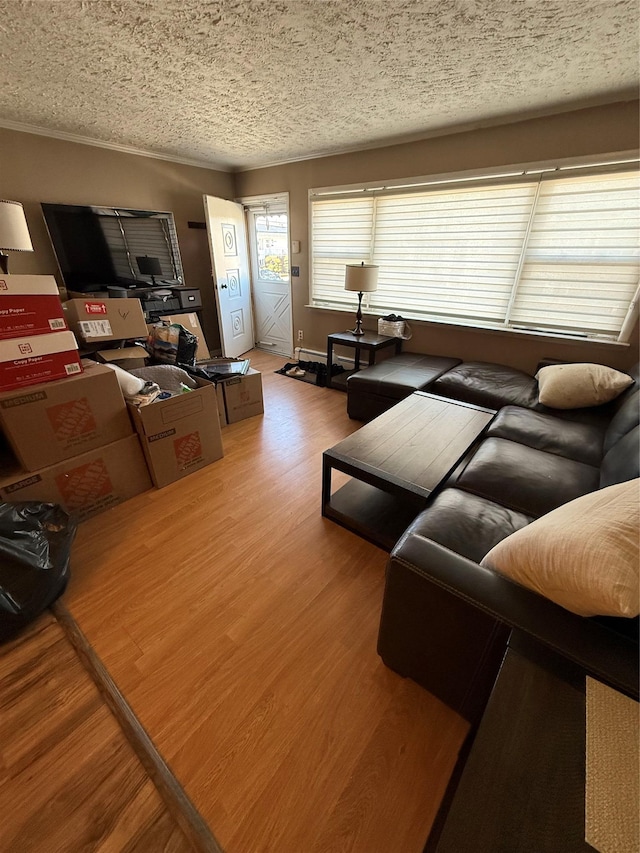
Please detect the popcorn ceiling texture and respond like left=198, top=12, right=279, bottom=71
left=0, top=0, right=637, bottom=170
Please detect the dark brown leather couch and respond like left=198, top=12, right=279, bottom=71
left=375, top=361, right=640, bottom=723
left=346, top=352, right=461, bottom=420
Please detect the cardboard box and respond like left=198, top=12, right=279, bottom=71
left=216, top=383, right=227, bottom=429
left=0, top=274, right=67, bottom=339
left=220, top=369, right=264, bottom=424
left=0, top=331, right=82, bottom=393
left=0, top=434, right=152, bottom=522
left=0, top=360, right=133, bottom=471
left=64, top=297, right=148, bottom=343
left=147, top=312, right=210, bottom=361
left=66, top=290, right=109, bottom=300
left=96, top=345, right=148, bottom=370
left=128, top=379, right=224, bottom=488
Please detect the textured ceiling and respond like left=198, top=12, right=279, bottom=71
left=0, top=0, right=638, bottom=171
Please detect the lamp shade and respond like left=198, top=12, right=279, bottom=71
left=0, top=200, right=33, bottom=252
left=345, top=263, right=378, bottom=292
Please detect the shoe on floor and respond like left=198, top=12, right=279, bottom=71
left=286, top=367, right=306, bottom=377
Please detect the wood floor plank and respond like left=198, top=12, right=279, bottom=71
left=55, top=349, right=469, bottom=852
left=0, top=615, right=196, bottom=853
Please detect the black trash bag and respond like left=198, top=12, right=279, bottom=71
left=147, top=322, right=198, bottom=367
left=0, top=502, right=77, bottom=644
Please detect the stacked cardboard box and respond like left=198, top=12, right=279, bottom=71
left=0, top=361, right=152, bottom=521
left=145, top=312, right=264, bottom=428
left=64, top=301, right=226, bottom=486
left=128, top=378, right=223, bottom=488
left=63, top=296, right=149, bottom=344
left=0, top=275, right=82, bottom=392
left=0, top=274, right=67, bottom=338
left=64, top=295, right=150, bottom=372
left=0, top=278, right=152, bottom=520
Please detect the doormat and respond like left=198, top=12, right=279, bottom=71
left=275, top=361, right=345, bottom=387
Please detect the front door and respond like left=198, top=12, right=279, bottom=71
left=245, top=201, right=292, bottom=357
left=203, top=195, right=254, bottom=358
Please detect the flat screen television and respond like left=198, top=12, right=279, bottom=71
left=41, top=203, right=185, bottom=292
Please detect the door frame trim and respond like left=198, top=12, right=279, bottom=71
left=238, top=192, right=293, bottom=358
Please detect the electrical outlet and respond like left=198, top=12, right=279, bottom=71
left=297, top=330, right=304, bottom=341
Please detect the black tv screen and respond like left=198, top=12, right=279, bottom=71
left=41, top=203, right=185, bottom=292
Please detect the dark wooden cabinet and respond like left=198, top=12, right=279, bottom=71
left=427, top=635, right=596, bottom=853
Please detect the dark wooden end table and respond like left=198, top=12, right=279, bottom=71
left=326, top=330, right=402, bottom=390
left=322, top=392, right=494, bottom=550
left=427, top=631, right=640, bottom=852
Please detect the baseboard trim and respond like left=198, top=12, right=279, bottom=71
left=294, top=346, right=356, bottom=367
left=52, top=601, right=223, bottom=853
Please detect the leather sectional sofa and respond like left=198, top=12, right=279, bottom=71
left=347, top=357, right=640, bottom=722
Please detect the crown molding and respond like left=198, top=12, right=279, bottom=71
left=1, top=91, right=637, bottom=175
left=0, top=119, right=233, bottom=172
left=234, top=93, right=639, bottom=172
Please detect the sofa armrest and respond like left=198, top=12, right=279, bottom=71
left=389, top=533, right=638, bottom=700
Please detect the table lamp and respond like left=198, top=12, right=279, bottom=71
left=0, top=200, right=33, bottom=274
left=345, top=262, right=379, bottom=336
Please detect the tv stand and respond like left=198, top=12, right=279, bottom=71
left=106, top=284, right=202, bottom=321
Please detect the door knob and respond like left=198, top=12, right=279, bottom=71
left=220, top=282, right=228, bottom=289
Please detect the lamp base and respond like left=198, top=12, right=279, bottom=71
left=349, top=290, right=365, bottom=336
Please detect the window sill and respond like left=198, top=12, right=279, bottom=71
left=305, top=304, right=630, bottom=348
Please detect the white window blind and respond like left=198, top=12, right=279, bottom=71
left=311, top=198, right=375, bottom=307
left=310, top=164, right=640, bottom=341
left=509, top=172, right=640, bottom=337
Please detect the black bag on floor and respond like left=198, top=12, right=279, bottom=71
left=147, top=322, right=198, bottom=367
left=0, top=502, right=77, bottom=644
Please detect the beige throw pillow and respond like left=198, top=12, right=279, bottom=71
left=536, top=363, right=633, bottom=409
left=480, top=479, right=640, bottom=617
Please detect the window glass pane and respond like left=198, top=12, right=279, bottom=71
left=255, top=213, right=289, bottom=281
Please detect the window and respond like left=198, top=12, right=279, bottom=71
left=252, top=212, right=290, bottom=282
left=310, top=162, right=640, bottom=342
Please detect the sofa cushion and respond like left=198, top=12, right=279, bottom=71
left=432, top=361, right=538, bottom=410
left=406, top=488, right=534, bottom=563
left=536, top=362, right=634, bottom=409
left=604, top=388, right=640, bottom=455
left=600, top=425, right=640, bottom=488
left=481, top=479, right=640, bottom=618
left=456, top=437, right=600, bottom=517
left=486, top=406, right=605, bottom=466
left=347, top=353, right=461, bottom=400
left=347, top=389, right=398, bottom=422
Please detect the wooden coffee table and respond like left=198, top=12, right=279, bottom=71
left=322, top=392, right=494, bottom=550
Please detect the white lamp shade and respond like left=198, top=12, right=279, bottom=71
left=345, top=263, right=378, bottom=292
left=0, top=200, right=33, bottom=252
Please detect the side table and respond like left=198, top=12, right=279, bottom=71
left=326, top=331, right=402, bottom=390
left=427, top=631, right=639, bottom=853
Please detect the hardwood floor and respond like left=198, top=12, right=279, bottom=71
left=3, top=350, right=469, bottom=852
left=0, top=613, right=194, bottom=852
